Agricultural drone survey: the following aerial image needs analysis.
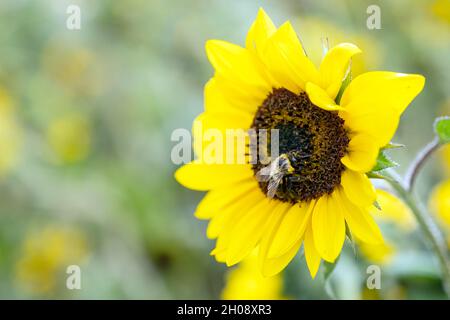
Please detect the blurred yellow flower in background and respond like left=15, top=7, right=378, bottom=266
left=41, top=43, right=103, bottom=96
left=371, top=190, right=416, bottom=232
left=430, top=180, right=450, bottom=231
left=47, top=113, right=92, bottom=164
left=0, top=87, right=21, bottom=176
left=358, top=240, right=395, bottom=265
left=431, top=0, right=450, bottom=24
left=442, top=144, right=450, bottom=171
left=440, top=144, right=450, bottom=175
left=359, top=189, right=415, bottom=264
left=432, top=102, right=450, bottom=244
left=221, top=251, right=285, bottom=300
left=15, top=226, right=88, bottom=295
left=409, top=0, right=450, bottom=50
left=361, top=283, right=407, bottom=300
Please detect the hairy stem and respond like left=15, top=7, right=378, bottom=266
left=404, top=137, right=440, bottom=192
left=384, top=170, right=450, bottom=298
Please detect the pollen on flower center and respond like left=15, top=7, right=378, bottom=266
left=251, top=88, right=350, bottom=203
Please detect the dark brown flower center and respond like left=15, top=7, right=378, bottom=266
left=251, top=88, right=349, bottom=203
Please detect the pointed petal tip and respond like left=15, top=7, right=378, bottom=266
left=395, top=73, right=426, bottom=92
left=411, top=74, right=426, bottom=91
left=322, top=255, right=337, bottom=264
left=278, top=20, right=295, bottom=32
left=225, top=259, right=238, bottom=267
left=173, top=164, right=207, bottom=191
left=309, top=268, right=319, bottom=279
left=306, top=256, right=321, bottom=279
left=257, top=7, right=269, bottom=17
left=204, top=39, right=215, bottom=53
left=204, top=39, right=240, bottom=67
left=173, top=166, right=185, bottom=185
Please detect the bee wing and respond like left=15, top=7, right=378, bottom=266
left=266, top=172, right=284, bottom=199
left=255, top=165, right=272, bottom=182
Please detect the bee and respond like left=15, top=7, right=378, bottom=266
left=256, top=154, right=295, bottom=199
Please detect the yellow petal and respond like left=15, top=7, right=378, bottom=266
left=339, top=188, right=384, bottom=244
left=305, top=82, right=343, bottom=111
left=204, top=79, right=254, bottom=115
left=195, top=179, right=257, bottom=219
left=319, top=43, right=362, bottom=99
left=312, top=192, right=346, bottom=262
left=267, top=201, right=313, bottom=259
left=341, top=133, right=379, bottom=173
left=175, top=161, right=253, bottom=191
left=207, top=186, right=264, bottom=239
left=205, top=40, right=270, bottom=94
left=210, top=248, right=227, bottom=263
left=304, top=225, right=321, bottom=279
left=207, top=208, right=238, bottom=241
left=261, top=239, right=302, bottom=277
left=246, top=8, right=277, bottom=53
left=213, top=75, right=267, bottom=115
left=258, top=202, right=300, bottom=276
left=341, top=170, right=376, bottom=207
left=261, top=22, right=320, bottom=92
left=340, top=107, right=400, bottom=150
left=340, top=72, right=424, bottom=147
left=192, top=111, right=251, bottom=165
left=340, top=71, right=425, bottom=115
left=226, top=199, right=278, bottom=266
left=194, top=110, right=252, bottom=133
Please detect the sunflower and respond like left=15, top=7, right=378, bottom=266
left=175, top=9, right=425, bottom=278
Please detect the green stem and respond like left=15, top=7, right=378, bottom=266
left=384, top=170, right=450, bottom=298
left=404, top=137, right=440, bottom=192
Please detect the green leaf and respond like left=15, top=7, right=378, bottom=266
left=345, top=223, right=353, bottom=242
left=367, top=172, right=387, bottom=179
left=345, top=223, right=357, bottom=255
left=335, top=69, right=352, bottom=105
left=367, top=172, right=398, bottom=185
left=434, top=116, right=450, bottom=144
left=371, top=150, right=398, bottom=172
left=382, top=142, right=405, bottom=150
left=373, top=200, right=382, bottom=210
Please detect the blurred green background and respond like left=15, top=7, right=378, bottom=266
left=0, top=0, right=449, bottom=299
